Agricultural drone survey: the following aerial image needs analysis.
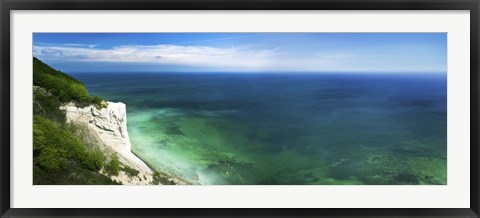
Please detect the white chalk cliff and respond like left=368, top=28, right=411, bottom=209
left=60, top=102, right=155, bottom=185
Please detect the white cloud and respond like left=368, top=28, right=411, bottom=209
left=33, top=43, right=446, bottom=73
left=35, top=42, right=98, bottom=48
left=33, top=44, right=276, bottom=70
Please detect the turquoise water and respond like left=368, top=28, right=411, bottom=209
left=73, top=73, right=447, bottom=185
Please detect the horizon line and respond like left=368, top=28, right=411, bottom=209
left=67, top=71, right=447, bottom=75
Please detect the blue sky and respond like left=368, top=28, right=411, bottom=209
left=33, top=33, right=447, bottom=73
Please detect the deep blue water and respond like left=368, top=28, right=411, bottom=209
left=73, top=73, right=447, bottom=185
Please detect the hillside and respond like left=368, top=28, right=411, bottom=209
left=33, top=58, right=119, bottom=185
left=33, top=57, right=105, bottom=108
left=33, top=58, right=131, bottom=185
left=33, top=57, right=178, bottom=185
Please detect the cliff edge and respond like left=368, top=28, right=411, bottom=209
left=61, top=102, right=155, bottom=185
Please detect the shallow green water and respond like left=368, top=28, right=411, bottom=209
left=74, top=73, right=447, bottom=185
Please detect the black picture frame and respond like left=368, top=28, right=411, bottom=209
left=1, top=0, right=479, bottom=217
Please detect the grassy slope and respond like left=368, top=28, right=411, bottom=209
left=33, top=57, right=119, bottom=185
left=33, top=58, right=172, bottom=185
left=33, top=57, right=90, bottom=103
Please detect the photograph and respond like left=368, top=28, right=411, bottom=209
left=32, top=32, right=447, bottom=185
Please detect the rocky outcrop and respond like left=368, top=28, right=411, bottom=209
left=60, top=102, right=155, bottom=185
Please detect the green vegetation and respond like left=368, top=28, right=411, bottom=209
left=104, top=154, right=120, bottom=176
left=151, top=171, right=176, bottom=185
left=33, top=115, right=104, bottom=171
left=122, top=165, right=140, bottom=178
left=33, top=57, right=118, bottom=185
left=33, top=115, right=117, bottom=184
left=33, top=57, right=106, bottom=109
left=33, top=86, right=65, bottom=123
left=91, top=96, right=108, bottom=109
left=32, top=57, right=177, bottom=185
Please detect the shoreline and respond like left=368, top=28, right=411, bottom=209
left=130, top=149, right=192, bottom=185
left=61, top=101, right=189, bottom=185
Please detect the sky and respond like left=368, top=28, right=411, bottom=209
left=33, top=33, right=447, bottom=74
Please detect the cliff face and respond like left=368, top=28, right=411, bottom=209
left=60, top=102, right=154, bottom=185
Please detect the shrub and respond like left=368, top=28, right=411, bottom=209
left=33, top=115, right=106, bottom=173
left=91, top=96, right=108, bottom=109
left=36, top=146, right=67, bottom=172
left=33, top=57, right=105, bottom=106
left=32, top=59, right=117, bottom=185
left=104, top=154, right=120, bottom=176
left=122, top=165, right=139, bottom=178
left=82, top=148, right=105, bottom=171
left=91, top=96, right=102, bottom=106
left=33, top=86, right=65, bottom=123
left=151, top=171, right=176, bottom=185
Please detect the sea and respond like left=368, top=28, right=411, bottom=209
left=72, top=72, right=447, bottom=185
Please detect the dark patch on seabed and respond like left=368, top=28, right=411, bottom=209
left=74, top=72, right=447, bottom=185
